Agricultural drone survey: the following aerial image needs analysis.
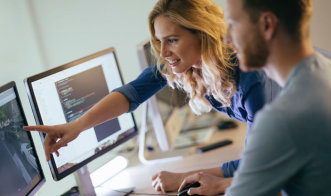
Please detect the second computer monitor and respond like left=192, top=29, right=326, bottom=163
left=24, top=47, right=138, bottom=180
left=0, top=81, right=45, bottom=196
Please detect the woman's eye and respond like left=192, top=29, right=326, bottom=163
left=168, top=39, right=177, bottom=43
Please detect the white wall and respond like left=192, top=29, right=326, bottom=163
left=0, top=0, right=330, bottom=195
left=28, top=0, right=156, bottom=82
left=310, top=0, right=331, bottom=51
left=0, top=0, right=44, bottom=113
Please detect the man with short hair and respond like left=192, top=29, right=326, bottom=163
left=224, top=0, right=331, bottom=195
left=180, top=0, right=331, bottom=195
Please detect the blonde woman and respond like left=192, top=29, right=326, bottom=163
left=24, top=0, right=281, bottom=194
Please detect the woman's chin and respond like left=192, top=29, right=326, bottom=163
left=171, top=70, right=181, bottom=76
left=171, top=67, right=181, bottom=74
left=171, top=66, right=192, bottom=75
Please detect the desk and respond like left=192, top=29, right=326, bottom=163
left=98, top=120, right=246, bottom=195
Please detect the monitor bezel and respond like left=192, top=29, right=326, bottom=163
left=0, top=81, right=45, bottom=195
left=24, top=47, right=138, bottom=181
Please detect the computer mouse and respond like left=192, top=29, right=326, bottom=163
left=177, top=182, right=200, bottom=196
left=217, top=120, right=238, bottom=130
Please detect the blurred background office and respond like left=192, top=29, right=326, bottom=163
left=0, top=0, right=330, bottom=195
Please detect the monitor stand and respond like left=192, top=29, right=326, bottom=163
left=75, top=165, right=96, bottom=195
left=75, top=164, right=135, bottom=196
left=138, top=102, right=183, bottom=165
left=95, top=186, right=135, bottom=196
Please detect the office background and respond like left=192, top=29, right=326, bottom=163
left=0, top=0, right=330, bottom=195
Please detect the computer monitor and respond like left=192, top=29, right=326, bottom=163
left=24, top=47, right=138, bottom=181
left=0, top=81, right=45, bottom=196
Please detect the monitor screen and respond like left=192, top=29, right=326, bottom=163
left=24, top=47, right=138, bottom=180
left=0, top=81, right=44, bottom=196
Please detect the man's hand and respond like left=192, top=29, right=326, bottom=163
left=178, top=172, right=232, bottom=196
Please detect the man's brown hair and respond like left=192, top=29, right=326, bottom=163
left=242, top=0, right=313, bottom=42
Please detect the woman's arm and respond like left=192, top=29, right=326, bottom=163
left=74, top=91, right=130, bottom=132
left=115, top=65, right=168, bottom=112
left=24, top=65, right=167, bottom=160
left=222, top=159, right=240, bottom=178
left=24, top=91, right=130, bottom=160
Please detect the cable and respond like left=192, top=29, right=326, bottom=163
left=108, top=189, right=177, bottom=196
left=104, top=187, right=224, bottom=196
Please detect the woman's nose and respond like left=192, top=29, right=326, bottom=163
left=160, top=43, right=170, bottom=58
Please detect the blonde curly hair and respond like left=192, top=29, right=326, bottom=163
left=148, top=0, right=236, bottom=115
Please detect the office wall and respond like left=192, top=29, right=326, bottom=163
left=28, top=0, right=156, bottom=82
left=0, top=0, right=330, bottom=195
left=310, top=0, right=331, bottom=51
left=0, top=0, right=44, bottom=112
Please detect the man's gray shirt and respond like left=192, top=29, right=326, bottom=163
left=226, top=52, right=331, bottom=196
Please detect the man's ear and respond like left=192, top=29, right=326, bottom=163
left=258, top=12, right=278, bottom=40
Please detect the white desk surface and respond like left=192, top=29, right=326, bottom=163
left=99, top=120, right=247, bottom=195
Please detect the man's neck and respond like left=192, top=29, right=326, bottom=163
left=264, top=34, right=314, bottom=87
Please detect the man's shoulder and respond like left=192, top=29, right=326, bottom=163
left=254, top=73, right=330, bottom=136
left=252, top=88, right=305, bottom=131
left=284, top=53, right=331, bottom=109
left=291, top=52, right=331, bottom=83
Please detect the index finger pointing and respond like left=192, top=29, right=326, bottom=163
left=152, top=173, right=158, bottom=180
left=23, top=125, right=52, bottom=134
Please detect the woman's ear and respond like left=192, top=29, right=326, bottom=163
left=259, top=12, right=278, bottom=40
